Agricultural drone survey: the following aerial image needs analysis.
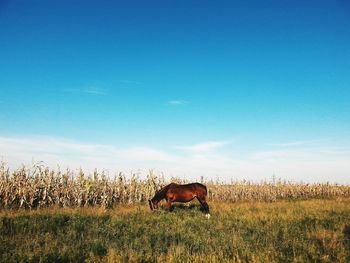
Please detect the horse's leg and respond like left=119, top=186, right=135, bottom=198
left=196, top=196, right=210, bottom=217
left=166, top=199, right=172, bottom=212
left=202, top=201, right=210, bottom=216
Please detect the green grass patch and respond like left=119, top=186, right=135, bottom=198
left=0, top=199, right=349, bottom=262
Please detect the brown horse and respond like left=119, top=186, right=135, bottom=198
left=148, top=183, right=210, bottom=218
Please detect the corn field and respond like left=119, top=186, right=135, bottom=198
left=1, top=162, right=349, bottom=209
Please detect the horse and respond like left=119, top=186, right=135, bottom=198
left=148, top=182, right=210, bottom=218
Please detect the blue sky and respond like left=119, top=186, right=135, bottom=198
left=1, top=0, right=350, bottom=182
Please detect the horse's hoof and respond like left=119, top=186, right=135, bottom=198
left=205, top=213, right=211, bottom=219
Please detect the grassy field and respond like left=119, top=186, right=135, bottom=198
left=1, top=198, right=350, bottom=262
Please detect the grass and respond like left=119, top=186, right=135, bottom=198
left=1, top=198, right=350, bottom=262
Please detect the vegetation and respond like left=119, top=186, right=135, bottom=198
left=1, top=163, right=349, bottom=262
left=1, top=162, right=350, bottom=209
left=0, top=199, right=349, bottom=262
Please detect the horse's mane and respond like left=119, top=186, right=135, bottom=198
left=152, top=183, right=178, bottom=201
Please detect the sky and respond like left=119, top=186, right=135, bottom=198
left=0, top=0, right=350, bottom=183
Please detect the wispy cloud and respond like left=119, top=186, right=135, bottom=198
left=1, top=136, right=349, bottom=183
left=167, top=100, right=189, bottom=105
left=0, top=136, right=174, bottom=174
left=83, top=88, right=106, bottom=95
left=268, top=140, right=319, bottom=147
left=63, top=87, right=106, bottom=95
left=119, top=80, right=142, bottom=85
left=174, top=141, right=231, bottom=153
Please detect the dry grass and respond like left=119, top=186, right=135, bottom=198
left=1, top=162, right=349, bottom=209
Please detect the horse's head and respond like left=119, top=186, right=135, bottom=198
left=148, top=199, right=159, bottom=211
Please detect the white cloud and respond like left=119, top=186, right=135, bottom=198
left=119, top=80, right=142, bottom=85
left=83, top=88, right=106, bottom=95
left=268, top=140, right=319, bottom=147
left=63, top=87, right=106, bottom=95
left=0, top=136, right=349, bottom=184
left=174, top=141, right=231, bottom=153
left=0, top=136, right=173, bottom=175
left=117, top=147, right=174, bottom=162
left=167, top=100, right=188, bottom=105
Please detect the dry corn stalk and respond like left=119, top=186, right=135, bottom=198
left=0, top=162, right=349, bottom=209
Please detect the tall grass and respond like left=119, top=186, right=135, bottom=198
left=1, top=162, right=349, bottom=209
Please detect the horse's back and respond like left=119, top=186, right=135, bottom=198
left=186, top=182, right=207, bottom=192
left=168, top=182, right=207, bottom=196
